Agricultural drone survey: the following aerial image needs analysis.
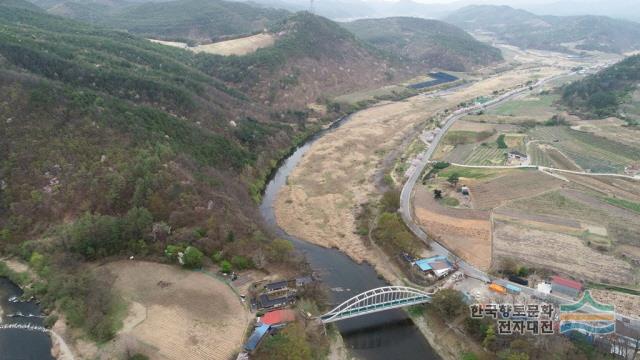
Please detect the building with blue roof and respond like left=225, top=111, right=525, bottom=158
left=413, top=255, right=453, bottom=278
left=244, top=324, right=270, bottom=352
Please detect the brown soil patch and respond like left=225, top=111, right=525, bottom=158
left=413, top=185, right=492, bottom=270
left=493, top=221, right=634, bottom=285
left=100, top=261, right=251, bottom=360
left=590, top=290, right=640, bottom=319
left=469, top=170, right=563, bottom=210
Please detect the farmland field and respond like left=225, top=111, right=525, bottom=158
left=527, top=143, right=555, bottom=167
left=97, top=261, right=251, bottom=360
left=468, top=169, right=563, bottom=210
left=488, top=93, right=559, bottom=118
left=462, top=145, right=506, bottom=165
left=528, top=126, right=640, bottom=173
left=493, top=220, right=635, bottom=285
left=413, top=185, right=492, bottom=270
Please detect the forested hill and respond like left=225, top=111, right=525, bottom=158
left=31, top=0, right=289, bottom=42
left=342, top=17, right=503, bottom=71
left=194, top=12, right=421, bottom=108
left=445, top=5, right=640, bottom=54
left=561, top=55, right=640, bottom=119
left=1, top=0, right=356, bottom=341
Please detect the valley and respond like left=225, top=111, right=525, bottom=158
left=1, top=0, right=640, bottom=359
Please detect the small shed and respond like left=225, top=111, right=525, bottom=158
left=244, top=324, right=270, bottom=352
left=550, top=276, right=582, bottom=298
left=260, top=309, right=296, bottom=326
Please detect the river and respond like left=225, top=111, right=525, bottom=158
left=259, top=118, right=440, bottom=360
left=0, top=277, right=53, bottom=359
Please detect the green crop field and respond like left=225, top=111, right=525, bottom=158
left=488, top=93, right=559, bottom=118
left=463, top=146, right=506, bottom=165
left=527, top=143, right=555, bottom=167
left=528, top=126, right=640, bottom=173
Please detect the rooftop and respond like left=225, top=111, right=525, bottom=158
left=260, top=309, right=296, bottom=325
left=551, top=276, right=582, bottom=290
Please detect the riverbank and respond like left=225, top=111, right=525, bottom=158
left=274, top=64, right=565, bottom=283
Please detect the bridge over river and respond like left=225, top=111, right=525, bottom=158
left=320, top=286, right=432, bottom=323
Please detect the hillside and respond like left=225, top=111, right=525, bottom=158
left=342, top=17, right=503, bottom=71
left=561, top=55, right=640, bottom=119
left=445, top=5, right=640, bottom=54
left=0, top=0, right=340, bottom=341
left=0, top=0, right=424, bottom=341
left=194, top=12, right=420, bottom=108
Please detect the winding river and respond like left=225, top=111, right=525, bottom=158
left=260, top=118, right=440, bottom=359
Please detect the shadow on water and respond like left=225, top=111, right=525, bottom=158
left=259, top=116, right=440, bottom=360
left=0, top=277, right=53, bottom=360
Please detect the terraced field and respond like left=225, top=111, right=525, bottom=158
left=463, top=146, right=506, bottom=165
left=469, top=169, right=562, bottom=210
left=528, top=126, right=640, bottom=173
left=527, top=143, right=555, bottom=167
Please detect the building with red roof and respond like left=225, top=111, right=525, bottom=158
left=550, top=276, right=582, bottom=298
left=259, top=309, right=296, bottom=326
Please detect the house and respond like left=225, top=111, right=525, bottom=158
left=461, top=185, right=470, bottom=196
left=256, top=293, right=295, bottom=310
left=260, top=309, right=296, bottom=326
left=507, top=150, right=529, bottom=165
left=413, top=255, right=454, bottom=278
left=550, top=276, right=582, bottom=298
left=508, top=150, right=527, bottom=160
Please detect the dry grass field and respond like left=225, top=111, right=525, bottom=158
left=468, top=170, right=563, bottom=210
left=94, top=261, right=251, bottom=360
left=590, top=289, right=640, bottom=318
left=413, top=185, right=492, bottom=270
left=149, top=33, right=275, bottom=56
left=194, top=33, right=275, bottom=55
left=275, top=59, right=572, bottom=279
left=493, top=220, right=634, bottom=284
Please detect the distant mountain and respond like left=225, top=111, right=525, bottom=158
left=521, top=0, right=640, bottom=23
left=245, top=0, right=454, bottom=21
left=342, top=17, right=503, bottom=71
left=41, top=0, right=290, bottom=41
left=445, top=5, right=640, bottom=54
left=196, top=12, right=421, bottom=108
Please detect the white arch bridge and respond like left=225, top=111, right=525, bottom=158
left=319, top=286, right=432, bottom=323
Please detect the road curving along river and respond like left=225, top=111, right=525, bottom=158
left=260, top=117, right=440, bottom=360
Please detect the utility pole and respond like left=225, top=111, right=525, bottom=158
left=309, top=0, right=314, bottom=13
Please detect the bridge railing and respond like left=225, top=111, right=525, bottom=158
left=320, top=286, right=432, bottom=323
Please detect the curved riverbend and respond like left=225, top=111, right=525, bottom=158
left=260, top=117, right=439, bottom=360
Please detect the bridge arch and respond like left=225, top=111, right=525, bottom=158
left=320, top=286, right=432, bottom=323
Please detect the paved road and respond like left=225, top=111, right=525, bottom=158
left=398, top=68, right=640, bottom=334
